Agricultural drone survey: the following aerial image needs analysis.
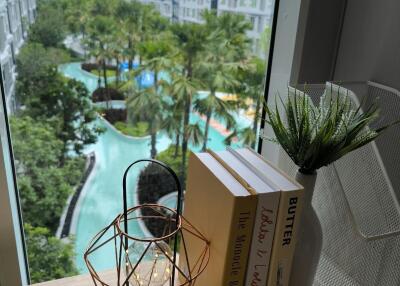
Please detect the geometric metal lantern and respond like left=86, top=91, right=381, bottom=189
left=84, top=159, right=210, bottom=285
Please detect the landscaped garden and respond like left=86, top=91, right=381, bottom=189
left=8, top=0, right=271, bottom=283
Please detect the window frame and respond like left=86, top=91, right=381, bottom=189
left=0, top=64, right=30, bottom=286
left=258, top=0, right=280, bottom=153
left=0, top=0, right=282, bottom=283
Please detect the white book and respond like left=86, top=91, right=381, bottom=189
left=233, top=147, right=303, bottom=286
left=210, top=149, right=281, bottom=286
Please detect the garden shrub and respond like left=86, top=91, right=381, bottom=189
left=90, top=69, right=117, bottom=77
left=81, top=62, right=117, bottom=73
left=137, top=163, right=179, bottom=238
left=103, top=109, right=127, bottom=124
left=114, top=121, right=149, bottom=137
left=155, top=145, right=189, bottom=181
left=92, top=87, right=124, bottom=102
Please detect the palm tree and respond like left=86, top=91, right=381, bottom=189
left=85, top=15, right=117, bottom=107
left=127, top=36, right=175, bottom=158
left=170, top=22, right=207, bottom=183
left=127, top=86, right=165, bottom=158
left=109, top=29, right=125, bottom=87
left=194, top=37, right=242, bottom=151
left=238, top=126, right=257, bottom=147
left=192, top=11, right=253, bottom=151
left=137, top=34, right=175, bottom=88
left=224, top=129, right=239, bottom=146
left=186, top=124, right=205, bottom=147
left=224, top=126, right=256, bottom=147
left=202, top=10, right=252, bottom=60
left=169, top=71, right=203, bottom=178
left=64, top=0, right=91, bottom=54
left=235, top=57, right=266, bottom=148
left=194, top=93, right=236, bottom=151
left=163, top=112, right=182, bottom=158
left=115, top=0, right=142, bottom=70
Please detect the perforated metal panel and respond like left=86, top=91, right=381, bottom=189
left=274, top=82, right=400, bottom=286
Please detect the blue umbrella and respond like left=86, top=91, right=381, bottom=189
left=137, top=71, right=155, bottom=88
left=120, top=61, right=140, bottom=71
left=120, top=62, right=129, bottom=71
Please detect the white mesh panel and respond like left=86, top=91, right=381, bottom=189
left=274, top=82, right=400, bottom=286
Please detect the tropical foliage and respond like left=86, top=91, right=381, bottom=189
left=28, top=2, right=66, bottom=47
left=55, top=0, right=266, bottom=182
left=11, top=116, right=85, bottom=231
left=25, top=224, right=78, bottom=283
left=10, top=1, right=102, bottom=282
left=114, top=121, right=149, bottom=137
left=9, top=0, right=272, bottom=282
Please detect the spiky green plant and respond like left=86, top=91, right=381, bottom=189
left=263, top=84, right=397, bottom=174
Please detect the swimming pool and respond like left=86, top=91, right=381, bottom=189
left=158, top=192, right=179, bottom=209
left=60, top=62, right=246, bottom=273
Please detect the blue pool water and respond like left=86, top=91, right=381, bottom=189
left=60, top=62, right=246, bottom=273
left=74, top=119, right=170, bottom=272
left=158, top=192, right=179, bottom=209
left=59, top=62, right=115, bottom=93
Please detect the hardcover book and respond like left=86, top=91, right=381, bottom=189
left=234, top=148, right=304, bottom=286
left=209, top=149, right=280, bottom=286
left=180, top=152, right=257, bottom=286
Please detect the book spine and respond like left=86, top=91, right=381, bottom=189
left=223, top=196, right=257, bottom=286
left=245, top=192, right=280, bottom=286
left=266, top=190, right=303, bottom=286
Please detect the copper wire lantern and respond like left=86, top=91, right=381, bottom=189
left=84, top=159, right=210, bottom=286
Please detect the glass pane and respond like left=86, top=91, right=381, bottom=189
left=1, top=0, right=275, bottom=283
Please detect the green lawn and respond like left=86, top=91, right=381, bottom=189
left=90, top=69, right=117, bottom=78
left=109, top=80, right=133, bottom=92
left=155, top=145, right=190, bottom=177
left=114, top=121, right=149, bottom=137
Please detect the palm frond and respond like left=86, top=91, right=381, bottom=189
left=186, top=124, right=204, bottom=146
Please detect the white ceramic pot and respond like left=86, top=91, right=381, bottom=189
left=289, top=170, right=322, bottom=286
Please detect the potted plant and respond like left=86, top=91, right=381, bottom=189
left=263, top=83, right=398, bottom=286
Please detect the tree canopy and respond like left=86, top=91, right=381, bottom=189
left=29, top=4, right=67, bottom=47
left=25, top=224, right=78, bottom=283
left=11, top=116, right=85, bottom=231
left=10, top=0, right=272, bottom=281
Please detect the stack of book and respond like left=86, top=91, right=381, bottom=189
left=180, top=147, right=304, bottom=286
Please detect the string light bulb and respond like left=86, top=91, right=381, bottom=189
left=125, top=241, right=173, bottom=286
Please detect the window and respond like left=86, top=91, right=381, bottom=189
left=0, top=15, right=6, bottom=52
left=255, top=38, right=260, bottom=53
left=4, top=10, right=10, bottom=35
left=0, top=0, right=276, bottom=284
left=228, top=0, right=238, bottom=8
left=2, top=61, right=12, bottom=95
left=3, top=0, right=400, bottom=285
left=249, top=15, right=256, bottom=29
left=258, top=16, right=264, bottom=32
left=164, top=3, right=170, bottom=14
left=260, top=0, right=266, bottom=11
